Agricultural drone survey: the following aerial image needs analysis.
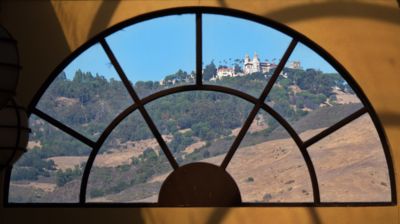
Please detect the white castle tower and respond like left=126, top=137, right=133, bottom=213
left=243, top=53, right=262, bottom=75
left=252, top=53, right=261, bottom=73
left=243, top=53, right=251, bottom=75
left=244, top=53, right=250, bottom=64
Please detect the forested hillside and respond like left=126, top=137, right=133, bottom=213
left=9, top=65, right=361, bottom=202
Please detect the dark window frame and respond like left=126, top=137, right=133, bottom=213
left=4, top=6, right=396, bottom=207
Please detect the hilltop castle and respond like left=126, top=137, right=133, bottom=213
left=160, top=53, right=302, bottom=84
left=243, top=53, right=277, bottom=75
left=214, top=53, right=301, bottom=80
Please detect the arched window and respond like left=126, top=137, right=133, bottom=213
left=5, top=7, right=396, bottom=206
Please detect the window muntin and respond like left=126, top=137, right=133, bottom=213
left=6, top=7, right=395, bottom=206
left=86, top=110, right=172, bottom=203
left=202, top=14, right=292, bottom=98
left=228, top=110, right=313, bottom=202
left=146, top=91, right=252, bottom=166
left=9, top=115, right=91, bottom=203
left=308, top=114, right=391, bottom=202
left=105, top=14, right=196, bottom=99
left=36, top=43, right=133, bottom=141
left=265, top=43, right=363, bottom=141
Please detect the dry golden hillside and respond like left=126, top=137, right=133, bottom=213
left=206, top=114, right=390, bottom=202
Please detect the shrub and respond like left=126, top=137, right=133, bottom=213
left=246, top=177, right=254, bottom=182
left=263, top=193, right=272, bottom=202
left=90, top=188, right=105, bottom=198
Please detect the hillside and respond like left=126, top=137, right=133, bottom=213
left=80, top=115, right=389, bottom=203
left=217, top=115, right=389, bottom=202
left=9, top=66, right=383, bottom=203
left=267, top=103, right=363, bottom=141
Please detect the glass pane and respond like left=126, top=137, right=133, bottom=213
left=265, top=43, right=363, bottom=141
left=105, top=14, right=195, bottom=99
left=9, top=115, right=91, bottom=203
left=227, top=110, right=313, bottom=202
left=145, top=91, right=253, bottom=166
left=308, top=114, right=391, bottom=202
left=37, top=43, right=133, bottom=141
left=203, top=14, right=292, bottom=98
left=86, top=111, right=172, bottom=202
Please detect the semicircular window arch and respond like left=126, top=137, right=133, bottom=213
left=6, top=7, right=396, bottom=206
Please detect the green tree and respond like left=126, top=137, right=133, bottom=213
left=203, top=61, right=217, bottom=80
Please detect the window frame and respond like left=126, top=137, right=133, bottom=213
left=4, top=6, right=396, bottom=207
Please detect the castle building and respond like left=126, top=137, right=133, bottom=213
left=216, top=67, right=235, bottom=79
left=289, top=61, right=302, bottom=69
left=243, top=53, right=277, bottom=75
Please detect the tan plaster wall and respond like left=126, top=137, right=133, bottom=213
left=0, top=1, right=399, bottom=223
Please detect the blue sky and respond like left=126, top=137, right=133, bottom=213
left=63, top=14, right=337, bottom=82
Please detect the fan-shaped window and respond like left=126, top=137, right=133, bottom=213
left=5, top=7, right=395, bottom=206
